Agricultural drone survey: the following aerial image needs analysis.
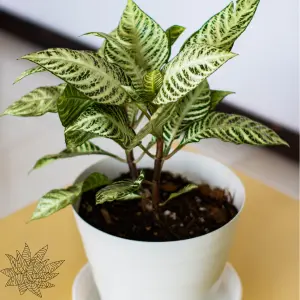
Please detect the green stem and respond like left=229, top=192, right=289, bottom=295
left=163, top=144, right=184, bottom=160
left=133, top=112, right=144, bottom=130
left=136, top=103, right=151, bottom=120
left=138, top=144, right=156, bottom=159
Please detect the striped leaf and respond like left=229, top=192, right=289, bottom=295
left=143, top=70, right=163, bottom=98
left=126, top=103, right=139, bottom=127
left=163, top=80, right=211, bottom=148
left=65, top=104, right=135, bottom=149
left=84, top=32, right=145, bottom=92
left=31, top=173, right=111, bottom=220
left=96, top=171, right=144, bottom=204
left=166, top=25, right=186, bottom=47
left=1, top=85, right=65, bottom=117
left=115, top=0, right=169, bottom=71
left=181, top=112, right=289, bottom=147
left=210, top=90, right=234, bottom=110
left=153, top=44, right=237, bottom=105
left=82, top=173, right=112, bottom=192
left=181, top=0, right=260, bottom=51
left=57, top=85, right=93, bottom=127
left=160, top=184, right=198, bottom=206
left=97, top=28, right=117, bottom=57
left=31, top=141, right=120, bottom=171
left=14, top=66, right=45, bottom=84
left=22, top=48, right=131, bottom=105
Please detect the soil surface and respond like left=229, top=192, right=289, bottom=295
left=79, top=169, right=238, bottom=242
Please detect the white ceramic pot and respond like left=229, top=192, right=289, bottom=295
left=72, top=151, right=245, bottom=300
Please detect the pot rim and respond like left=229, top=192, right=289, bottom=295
left=72, top=152, right=245, bottom=245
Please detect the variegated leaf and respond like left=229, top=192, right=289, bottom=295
left=65, top=104, right=135, bottom=149
left=181, top=0, right=260, bottom=51
left=127, top=103, right=177, bottom=150
left=210, top=90, right=234, bottom=110
left=160, top=184, right=198, bottom=206
left=126, top=103, right=139, bottom=127
left=57, top=85, right=93, bottom=127
left=82, top=173, right=111, bottom=192
left=115, top=0, right=169, bottom=71
left=32, top=245, right=48, bottom=263
left=96, top=171, right=144, bottom=204
left=181, top=112, right=289, bottom=146
left=97, top=28, right=117, bottom=57
left=143, top=70, right=163, bottom=98
left=166, top=25, right=186, bottom=47
left=31, top=141, right=120, bottom=171
left=84, top=32, right=145, bottom=92
left=1, top=85, right=65, bottom=117
left=31, top=185, right=82, bottom=220
left=22, top=49, right=131, bottom=105
left=14, top=66, right=45, bottom=84
left=163, top=80, right=211, bottom=149
left=31, top=173, right=110, bottom=220
left=153, top=44, right=237, bottom=105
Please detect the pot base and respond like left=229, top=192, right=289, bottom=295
left=72, top=263, right=242, bottom=300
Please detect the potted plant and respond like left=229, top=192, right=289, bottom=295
left=1, top=0, right=288, bottom=299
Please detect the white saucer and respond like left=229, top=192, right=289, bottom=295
left=72, top=262, right=242, bottom=300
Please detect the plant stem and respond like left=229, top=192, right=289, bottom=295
left=138, top=144, right=156, bottom=159
left=133, top=113, right=144, bottom=130
left=152, top=138, right=164, bottom=210
left=163, top=144, right=184, bottom=160
left=126, top=150, right=138, bottom=180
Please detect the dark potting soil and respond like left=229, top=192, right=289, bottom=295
left=78, top=169, right=238, bottom=242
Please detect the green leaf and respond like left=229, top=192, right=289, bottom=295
left=143, top=70, right=163, bottom=98
left=181, top=112, right=289, bottom=146
left=181, top=0, right=260, bottom=51
left=163, top=80, right=211, bottom=148
left=126, top=103, right=139, bottom=127
left=1, top=85, right=65, bottom=117
left=31, top=141, right=119, bottom=171
left=97, top=28, right=117, bottom=57
left=153, top=44, right=237, bottom=105
left=65, top=104, right=135, bottom=149
left=210, top=90, right=234, bottom=110
left=31, top=185, right=82, bottom=220
left=127, top=103, right=177, bottom=150
left=115, top=0, right=169, bottom=71
left=166, top=25, right=186, bottom=47
left=82, top=173, right=112, bottom=193
left=57, top=85, right=93, bottom=127
left=96, top=171, right=144, bottom=204
left=84, top=32, right=145, bottom=92
left=14, top=66, right=45, bottom=84
left=21, top=48, right=131, bottom=105
left=160, top=184, right=198, bottom=206
left=31, top=173, right=110, bottom=220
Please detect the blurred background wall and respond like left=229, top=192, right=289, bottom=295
left=1, top=0, right=299, bottom=131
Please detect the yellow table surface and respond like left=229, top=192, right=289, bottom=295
left=0, top=152, right=299, bottom=300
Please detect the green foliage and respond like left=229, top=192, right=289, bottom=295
left=210, top=90, right=234, bottom=110
left=181, top=0, right=260, bottom=51
left=65, top=104, right=135, bottom=148
left=166, top=25, right=186, bottom=47
left=1, top=0, right=288, bottom=218
left=181, top=112, right=288, bottom=146
left=96, top=171, right=144, bottom=204
left=1, top=85, right=65, bottom=117
left=154, top=44, right=236, bottom=105
left=31, top=173, right=111, bottom=220
left=160, top=184, right=198, bottom=206
left=14, top=66, right=45, bottom=84
left=31, top=141, right=124, bottom=171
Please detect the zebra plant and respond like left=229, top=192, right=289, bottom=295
left=1, top=0, right=288, bottom=220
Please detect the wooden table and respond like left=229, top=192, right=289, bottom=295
left=0, top=153, right=298, bottom=300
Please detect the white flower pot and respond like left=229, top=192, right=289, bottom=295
left=72, top=151, right=245, bottom=300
